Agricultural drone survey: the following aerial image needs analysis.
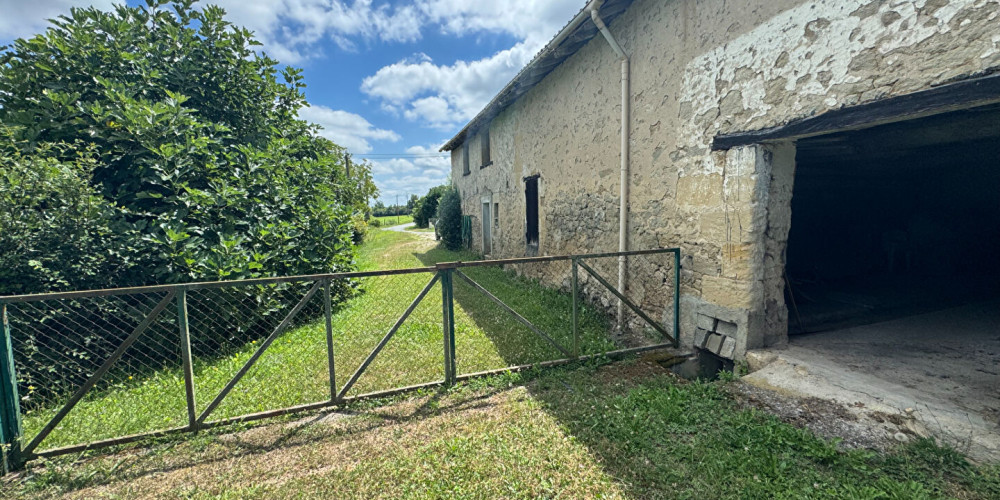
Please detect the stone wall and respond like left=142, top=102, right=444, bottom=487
left=451, top=0, right=1000, bottom=358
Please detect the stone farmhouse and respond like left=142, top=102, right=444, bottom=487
left=442, top=0, right=1000, bottom=370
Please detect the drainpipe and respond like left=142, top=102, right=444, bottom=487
left=588, top=0, right=630, bottom=330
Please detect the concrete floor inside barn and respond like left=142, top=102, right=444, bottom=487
left=745, top=298, right=1000, bottom=462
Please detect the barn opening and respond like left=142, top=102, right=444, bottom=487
left=785, top=104, right=1000, bottom=335
left=779, top=104, right=1000, bottom=428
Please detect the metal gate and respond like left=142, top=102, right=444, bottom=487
left=0, top=248, right=680, bottom=472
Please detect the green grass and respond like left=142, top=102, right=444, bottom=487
left=20, top=230, right=613, bottom=451
left=11, top=232, right=998, bottom=498
left=373, top=214, right=412, bottom=226
left=6, top=361, right=999, bottom=499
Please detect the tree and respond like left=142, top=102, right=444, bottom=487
left=0, top=0, right=377, bottom=293
left=0, top=0, right=379, bottom=400
left=413, top=185, right=447, bottom=228
left=436, top=187, right=463, bottom=250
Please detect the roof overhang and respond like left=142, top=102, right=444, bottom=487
left=440, top=0, right=635, bottom=152
left=712, top=71, right=1000, bottom=150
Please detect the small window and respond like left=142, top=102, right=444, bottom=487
left=525, top=176, right=539, bottom=250
left=462, top=146, right=470, bottom=176
left=493, top=202, right=499, bottom=229
left=480, top=125, right=491, bottom=168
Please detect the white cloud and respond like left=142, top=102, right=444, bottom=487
left=417, top=0, right=584, bottom=43
left=210, top=0, right=423, bottom=63
left=298, top=104, right=400, bottom=154
left=403, top=96, right=455, bottom=129
left=361, top=0, right=584, bottom=128
left=371, top=142, right=450, bottom=202
left=361, top=41, right=539, bottom=128
left=374, top=173, right=445, bottom=204
left=405, top=144, right=451, bottom=172
left=0, top=0, right=115, bottom=41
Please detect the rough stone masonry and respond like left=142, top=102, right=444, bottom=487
left=449, top=0, right=1000, bottom=359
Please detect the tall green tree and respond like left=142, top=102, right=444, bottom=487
left=436, top=187, right=463, bottom=251
left=0, top=0, right=377, bottom=293
left=414, top=185, right=448, bottom=229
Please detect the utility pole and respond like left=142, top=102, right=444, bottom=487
left=396, top=194, right=400, bottom=225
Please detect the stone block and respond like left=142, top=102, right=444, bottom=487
left=693, top=328, right=710, bottom=347
left=676, top=174, right=723, bottom=208
left=716, top=319, right=739, bottom=337
left=698, top=210, right=730, bottom=243
left=720, top=336, right=736, bottom=359
left=701, top=275, right=754, bottom=310
left=706, top=333, right=724, bottom=354
left=720, top=242, right=754, bottom=279
left=696, top=314, right=718, bottom=332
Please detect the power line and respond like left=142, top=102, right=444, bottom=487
left=353, top=153, right=449, bottom=158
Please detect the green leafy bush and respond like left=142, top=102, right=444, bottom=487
left=414, top=185, right=447, bottom=228
left=0, top=137, right=133, bottom=295
left=0, top=0, right=378, bottom=398
left=436, top=187, right=463, bottom=250
left=0, top=0, right=376, bottom=293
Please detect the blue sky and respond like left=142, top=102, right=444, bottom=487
left=0, top=0, right=585, bottom=203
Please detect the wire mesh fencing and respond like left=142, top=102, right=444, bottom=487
left=0, top=248, right=679, bottom=471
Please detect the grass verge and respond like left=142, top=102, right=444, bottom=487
left=19, top=230, right=613, bottom=450
left=372, top=214, right=413, bottom=227
left=4, top=359, right=998, bottom=499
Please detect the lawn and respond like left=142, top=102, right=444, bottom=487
left=18, top=230, right=614, bottom=451
left=5, top=360, right=999, bottom=499
left=372, top=214, right=412, bottom=227
left=9, top=231, right=998, bottom=499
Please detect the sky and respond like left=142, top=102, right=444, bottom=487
left=0, top=0, right=586, bottom=204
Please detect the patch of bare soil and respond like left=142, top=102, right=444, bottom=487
left=727, top=381, right=924, bottom=452
left=594, top=358, right=673, bottom=386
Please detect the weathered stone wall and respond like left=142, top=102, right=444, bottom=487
left=451, top=0, right=1000, bottom=358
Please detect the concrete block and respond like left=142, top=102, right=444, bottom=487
left=706, top=333, right=724, bottom=354
left=716, top=319, right=739, bottom=337
left=696, top=314, right=718, bottom=332
left=694, top=328, right=710, bottom=347
left=720, top=336, right=737, bottom=359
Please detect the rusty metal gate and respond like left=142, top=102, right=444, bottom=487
left=0, top=248, right=680, bottom=472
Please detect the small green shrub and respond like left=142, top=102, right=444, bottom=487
left=413, top=185, right=447, bottom=228
left=436, top=187, right=463, bottom=250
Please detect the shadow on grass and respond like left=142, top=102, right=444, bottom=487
left=412, top=246, right=616, bottom=372
left=11, top=237, right=999, bottom=498
left=409, top=243, right=1000, bottom=499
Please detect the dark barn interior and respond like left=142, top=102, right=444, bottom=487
left=785, top=105, right=1000, bottom=334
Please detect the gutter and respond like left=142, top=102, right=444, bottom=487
left=588, top=0, right=631, bottom=329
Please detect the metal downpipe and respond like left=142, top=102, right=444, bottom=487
left=589, top=1, right=631, bottom=330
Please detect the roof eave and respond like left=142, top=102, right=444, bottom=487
left=440, top=0, right=634, bottom=152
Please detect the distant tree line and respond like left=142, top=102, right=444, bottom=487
left=371, top=195, right=418, bottom=217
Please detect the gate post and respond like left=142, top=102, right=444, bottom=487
left=673, top=249, right=681, bottom=348
left=177, top=289, right=198, bottom=432
left=571, top=259, right=580, bottom=358
left=0, top=304, right=24, bottom=474
left=440, top=269, right=457, bottom=386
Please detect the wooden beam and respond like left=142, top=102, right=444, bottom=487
left=712, top=72, right=1000, bottom=150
